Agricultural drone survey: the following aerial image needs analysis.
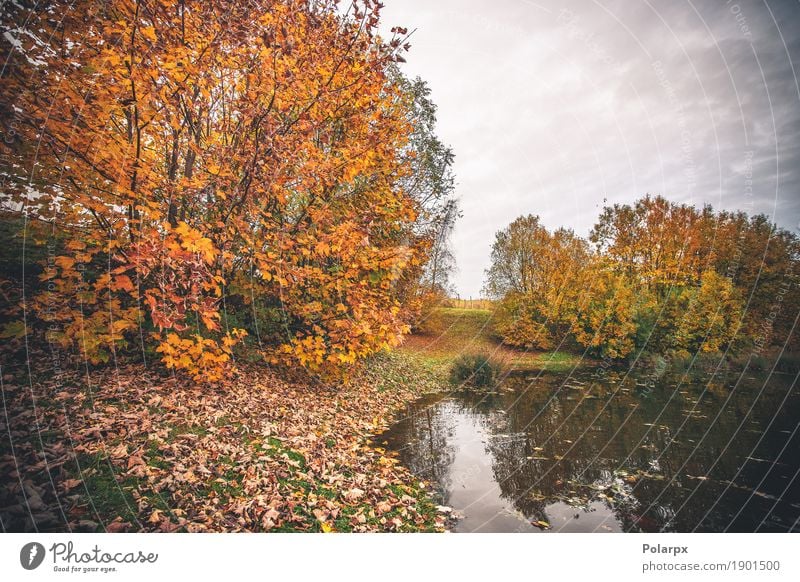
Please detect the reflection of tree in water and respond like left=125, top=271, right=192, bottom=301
left=377, top=394, right=459, bottom=494
left=378, top=370, right=800, bottom=531
left=480, top=371, right=800, bottom=531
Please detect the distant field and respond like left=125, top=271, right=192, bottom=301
left=442, top=298, right=496, bottom=310
left=399, top=307, right=586, bottom=373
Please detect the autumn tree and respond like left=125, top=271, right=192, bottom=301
left=388, top=74, right=459, bottom=332
left=570, top=266, right=638, bottom=359
left=484, top=215, right=590, bottom=349
left=1, top=0, right=452, bottom=380
left=671, top=270, right=744, bottom=355
left=590, top=195, right=706, bottom=292
left=485, top=196, right=797, bottom=360
left=590, top=196, right=798, bottom=355
left=705, top=211, right=799, bottom=349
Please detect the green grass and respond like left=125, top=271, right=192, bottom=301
left=530, top=349, right=583, bottom=373
left=400, top=307, right=586, bottom=373
left=167, top=423, right=209, bottom=441
left=403, top=308, right=499, bottom=364
left=67, top=452, right=172, bottom=530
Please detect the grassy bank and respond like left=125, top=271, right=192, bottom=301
left=0, top=352, right=449, bottom=532
left=401, top=307, right=586, bottom=374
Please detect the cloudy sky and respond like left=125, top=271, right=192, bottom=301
left=380, top=0, right=800, bottom=298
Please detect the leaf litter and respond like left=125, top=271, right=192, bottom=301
left=0, top=352, right=449, bottom=532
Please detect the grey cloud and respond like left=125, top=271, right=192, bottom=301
left=381, top=0, right=800, bottom=296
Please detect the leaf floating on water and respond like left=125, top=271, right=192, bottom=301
left=751, top=490, right=778, bottom=501
left=634, top=470, right=664, bottom=481
left=530, top=519, right=551, bottom=530
left=745, top=456, right=772, bottom=464
left=566, top=496, right=588, bottom=508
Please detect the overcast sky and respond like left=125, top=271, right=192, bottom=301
left=380, top=0, right=800, bottom=298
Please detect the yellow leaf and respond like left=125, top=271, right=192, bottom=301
left=0, top=320, right=26, bottom=339
left=140, top=26, right=157, bottom=43
left=148, top=509, right=163, bottom=524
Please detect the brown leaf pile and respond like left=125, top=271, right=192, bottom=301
left=1, top=353, right=448, bottom=532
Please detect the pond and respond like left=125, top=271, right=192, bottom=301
left=376, top=368, right=800, bottom=532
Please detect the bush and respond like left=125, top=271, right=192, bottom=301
left=449, top=353, right=502, bottom=388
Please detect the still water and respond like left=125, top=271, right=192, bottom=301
left=377, top=369, right=800, bottom=532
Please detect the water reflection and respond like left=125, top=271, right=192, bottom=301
left=377, top=370, right=800, bottom=532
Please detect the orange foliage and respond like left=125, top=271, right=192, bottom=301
left=1, top=0, right=425, bottom=379
left=486, top=197, right=798, bottom=360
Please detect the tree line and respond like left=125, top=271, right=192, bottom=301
left=484, top=195, right=799, bottom=361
